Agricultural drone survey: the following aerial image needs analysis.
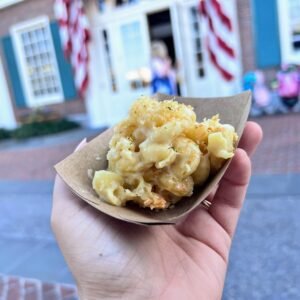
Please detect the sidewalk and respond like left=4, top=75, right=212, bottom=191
left=0, top=114, right=299, bottom=180
left=0, top=175, right=299, bottom=299
left=0, top=128, right=102, bottom=152
left=0, top=114, right=300, bottom=299
left=0, top=128, right=103, bottom=180
left=252, top=113, right=300, bottom=174
left=0, top=275, right=77, bottom=300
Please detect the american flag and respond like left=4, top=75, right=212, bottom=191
left=54, top=0, right=90, bottom=97
left=199, top=0, right=236, bottom=81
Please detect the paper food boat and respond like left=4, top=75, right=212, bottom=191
left=55, top=91, right=251, bottom=225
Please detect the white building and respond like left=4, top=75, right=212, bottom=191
left=84, top=0, right=242, bottom=128
left=0, top=0, right=299, bottom=129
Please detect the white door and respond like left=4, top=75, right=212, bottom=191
left=104, top=15, right=152, bottom=125
left=176, top=0, right=214, bottom=97
left=0, top=57, right=17, bottom=129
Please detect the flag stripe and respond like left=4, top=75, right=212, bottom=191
left=207, top=13, right=235, bottom=58
left=54, top=0, right=90, bottom=97
left=210, top=0, right=232, bottom=31
left=199, top=0, right=236, bottom=81
left=207, top=42, right=234, bottom=81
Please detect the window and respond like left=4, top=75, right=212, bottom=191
left=120, top=21, right=151, bottom=90
left=288, top=0, right=300, bottom=50
left=11, top=16, right=63, bottom=107
left=102, top=29, right=117, bottom=92
left=278, top=0, right=300, bottom=64
left=190, top=7, right=205, bottom=77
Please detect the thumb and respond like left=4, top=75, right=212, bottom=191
left=52, top=138, right=88, bottom=225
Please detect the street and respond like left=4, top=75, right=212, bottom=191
left=0, top=114, right=299, bottom=299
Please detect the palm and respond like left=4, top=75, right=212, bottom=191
left=52, top=122, right=262, bottom=300
left=54, top=203, right=227, bottom=299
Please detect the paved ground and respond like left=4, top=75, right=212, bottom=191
left=224, top=175, right=300, bottom=300
left=0, top=175, right=299, bottom=299
left=252, top=114, right=300, bottom=174
left=0, top=114, right=299, bottom=299
left=0, top=114, right=299, bottom=181
left=0, top=128, right=102, bottom=180
left=0, top=275, right=77, bottom=300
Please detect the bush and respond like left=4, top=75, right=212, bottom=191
left=0, top=128, right=11, bottom=140
left=11, top=119, right=80, bottom=140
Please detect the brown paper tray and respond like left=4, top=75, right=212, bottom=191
left=55, top=91, right=251, bottom=225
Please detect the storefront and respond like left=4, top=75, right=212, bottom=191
left=84, top=0, right=242, bottom=128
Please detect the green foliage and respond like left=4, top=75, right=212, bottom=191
left=11, top=119, right=80, bottom=140
left=1, top=119, right=80, bottom=140
left=0, top=128, right=11, bottom=140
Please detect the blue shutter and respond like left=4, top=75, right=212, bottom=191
left=252, top=0, right=281, bottom=68
left=1, top=36, right=27, bottom=108
left=50, top=21, right=78, bottom=101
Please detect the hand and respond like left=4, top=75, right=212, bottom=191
left=52, top=122, right=262, bottom=300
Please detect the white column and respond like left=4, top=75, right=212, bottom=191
left=0, top=57, right=17, bottom=129
left=84, top=0, right=110, bottom=128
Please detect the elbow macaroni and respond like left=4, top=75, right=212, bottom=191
left=93, top=97, right=238, bottom=210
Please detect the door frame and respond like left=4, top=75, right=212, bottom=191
left=93, top=0, right=187, bottom=125
left=0, top=56, right=17, bottom=129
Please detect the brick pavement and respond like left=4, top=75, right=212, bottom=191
left=0, top=274, right=77, bottom=300
left=252, top=113, right=300, bottom=174
left=0, top=141, right=79, bottom=180
left=0, top=113, right=299, bottom=180
left=0, top=113, right=299, bottom=299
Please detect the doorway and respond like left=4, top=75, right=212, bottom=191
left=147, top=9, right=181, bottom=95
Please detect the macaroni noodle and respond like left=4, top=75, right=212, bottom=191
left=93, top=97, right=238, bottom=210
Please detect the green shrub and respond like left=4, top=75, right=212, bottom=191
left=11, top=119, right=80, bottom=140
left=0, top=128, right=11, bottom=140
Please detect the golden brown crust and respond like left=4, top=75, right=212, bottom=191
left=92, top=97, right=238, bottom=209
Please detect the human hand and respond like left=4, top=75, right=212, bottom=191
left=52, top=122, right=262, bottom=300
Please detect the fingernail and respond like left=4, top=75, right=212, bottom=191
left=75, top=138, right=87, bottom=152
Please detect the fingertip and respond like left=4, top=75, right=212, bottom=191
left=247, top=121, right=263, bottom=142
left=239, top=122, right=263, bottom=157
left=53, top=174, right=69, bottom=196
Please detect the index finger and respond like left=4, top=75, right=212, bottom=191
left=239, top=121, right=263, bottom=157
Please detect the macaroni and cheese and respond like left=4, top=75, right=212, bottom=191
left=93, top=97, right=238, bottom=210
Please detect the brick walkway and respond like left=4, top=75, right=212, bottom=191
left=0, top=275, right=77, bottom=300
left=0, top=114, right=299, bottom=299
left=0, top=113, right=299, bottom=180
left=251, top=113, right=300, bottom=174
left=0, top=141, right=79, bottom=180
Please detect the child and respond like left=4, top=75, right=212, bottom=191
left=277, top=64, right=300, bottom=109
left=151, top=41, right=177, bottom=95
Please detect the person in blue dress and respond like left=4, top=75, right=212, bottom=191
left=151, top=41, right=177, bottom=95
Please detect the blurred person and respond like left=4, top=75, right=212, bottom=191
left=244, top=71, right=288, bottom=116
left=151, top=40, right=177, bottom=95
left=277, top=64, right=300, bottom=110
left=253, top=71, right=272, bottom=112
left=52, top=123, right=262, bottom=299
left=244, top=71, right=270, bottom=117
